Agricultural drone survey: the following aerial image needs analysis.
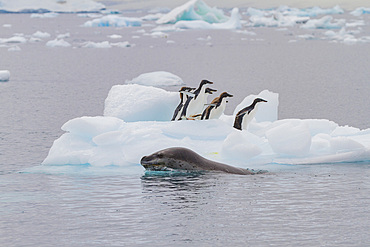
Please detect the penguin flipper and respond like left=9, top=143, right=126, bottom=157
left=171, top=104, right=183, bottom=121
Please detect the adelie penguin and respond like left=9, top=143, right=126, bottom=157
left=180, top=79, right=213, bottom=119
left=171, top=86, right=195, bottom=121
left=233, top=98, right=267, bottom=130
left=201, top=92, right=233, bottom=120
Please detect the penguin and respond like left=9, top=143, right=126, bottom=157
left=180, top=80, right=213, bottom=119
left=201, top=92, right=233, bottom=120
left=187, top=87, right=217, bottom=120
left=171, top=86, right=196, bottom=121
left=233, top=98, right=267, bottom=130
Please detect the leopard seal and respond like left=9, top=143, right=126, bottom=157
left=140, top=147, right=265, bottom=175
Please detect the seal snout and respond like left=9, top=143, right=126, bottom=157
left=140, top=155, right=149, bottom=165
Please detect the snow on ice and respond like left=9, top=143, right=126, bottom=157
left=126, top=71, right=184, bottom=87
left=42, top=72, right=370, bottom=174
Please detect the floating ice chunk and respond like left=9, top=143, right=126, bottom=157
left=111, top=41, right=131, bottom=48
left=126, top=71, right=184, bottom=87
left=30, top=12, right=59, bottom=18
left=156, top=0, right=228, bottom=24
left=108, top=34, right=122, bottom=39
left=291, top=5, right=344, bottom=17
left=174, top=8, right=241, bottom=30
left=77, top=13, right=103, bottom=18
left=350, top=7, right=370, bottom=16
left=266, top=121, right=312, bottom=156
left=0, top=36, right=27, bottom=44
left=83, top=15, right=142, bottom=27
left=0, top=0, right=105, bottom=13
left=46, top=38, right=71, bottom=47
left=2, top=24, right=12, bottom=28
left=249, top=13, right=308, bottom=27
left=83, top=41, right=111, bottom=48
left=324, top=28, right=364, bottom=45
left=244, top=7, right=265, bottom=17
left=32, top=31, right=51, bottom=39
left=233, top=90, right=279, bottom=123
left=141, top=13, right=164, bottom=21
left=104, top=84, right=179, bottom=122
left=0, top=70, right=10, bottom=81
left=301, top=15, right=345, bottom=29
left=56, top=33, right=70, bottom=39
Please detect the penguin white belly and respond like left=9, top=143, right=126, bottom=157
left=187, top=94, right=206, bottom=116
left=209, top=103, right=226, bottom=119
left=241, top=105, right=259, bottom=130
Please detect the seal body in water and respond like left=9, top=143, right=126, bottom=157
left=141, top=147, right=263, bottom=175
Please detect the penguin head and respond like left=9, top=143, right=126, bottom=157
left=205, top=88, right=217, bottom=94
left=179, top=86, right=195, bottom=92
left=200, top=79, right=213, bottom=86
left=254, top=98, right=268, bottom=104
left=220, top=92, right=233, bottom=99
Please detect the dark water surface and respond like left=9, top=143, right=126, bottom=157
left=1, top=14, right=370, bottom=246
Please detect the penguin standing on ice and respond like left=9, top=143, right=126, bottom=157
left=171, top=86, right=196, bottom=121
left=180, top=79, right=213, bottom=119
left=187, top=87, right=217, bottom=120
left=233, top=98, right=267, bottom=130
left=201, top=92, right=233, bottom=120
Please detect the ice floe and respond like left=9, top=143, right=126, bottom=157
left=46, top=38, right=71, bottom=47
left=0, top=70, right=10, bottom=81
left=42, top=72, right=370, bottom=173
left=31, top=31, right=51, bottom=40
left=30, top=12, right=59, bottom=18
left=0, top=36, right=27, bottom=44
left=83, top=15, right=142, bottom=27
left=0, top=0, right=104, bottom=13
left=82, top=41, right=131, bottom=48
left=301, top=15, right=345, bottom=29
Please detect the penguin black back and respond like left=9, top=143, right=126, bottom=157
left=233, top=98, right=267, bottom=130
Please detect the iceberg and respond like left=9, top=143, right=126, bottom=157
left=174, top=8, right=241, bottom=30
left=83, top=15, right=142, bottom=27
left=0, top=70, right=10, bottom=81
left=42, top=73, right=370, bottom=174
left=0, top=0, right=104, bottom=13
left=156, top=0, right=229, bottom=24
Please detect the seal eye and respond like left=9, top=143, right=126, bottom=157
left=157, top=154, right=164, bottom=159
